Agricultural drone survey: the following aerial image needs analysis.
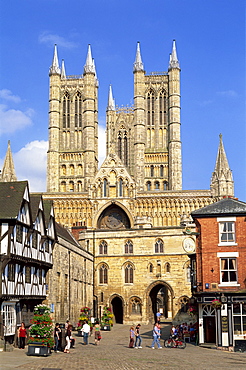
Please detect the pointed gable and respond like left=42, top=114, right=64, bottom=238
left=0, top=181, right=29, bottom=220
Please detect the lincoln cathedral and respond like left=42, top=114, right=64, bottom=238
left=1, top=41, right=234, bottom=326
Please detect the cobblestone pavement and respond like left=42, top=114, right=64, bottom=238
left=1, top=323, right=246, bottom=370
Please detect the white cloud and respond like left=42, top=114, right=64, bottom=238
left=0, top=104, right=34, bottom=135
left=39, top=32, right=78, bottom=48
left=216, top=90, right=238, bottom=97
left=0, top=89, right=21, bottom=103
left=14, top=140, right=48, bottom=192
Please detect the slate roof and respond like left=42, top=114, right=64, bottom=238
left=0, top=181, right=28, bottom=219
left=55, top=221, right=81, bottom=248
left=191, top=197, right=246, bottom=218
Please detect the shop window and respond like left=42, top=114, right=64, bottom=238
left=233, top=303, right=246, bottom=335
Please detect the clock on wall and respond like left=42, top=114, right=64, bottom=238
left=183, top=238, right=196, bottom=253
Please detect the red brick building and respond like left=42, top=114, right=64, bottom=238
left=191, top=197, right=246, bottom=351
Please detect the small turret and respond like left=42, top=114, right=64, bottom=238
left=49, top=44, right=61, bottom=75
left=107, top=85, right=115, bottom=111
left=210, top=134, right=234, bottom=197
left=133, top=42, right=144, bottom=72
left=61, top=59, right=66, bottom=79
left=168, top=40, right=180, bottom=70
left=84, top=44, right=95, bottom=74
left=0, top=141, right=17, bottom=182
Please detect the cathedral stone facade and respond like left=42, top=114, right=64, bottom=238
left=43, top=41, right=234, bottom=324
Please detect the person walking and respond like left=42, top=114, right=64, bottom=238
left=134, top=324, right=142, bottom=348
left=94, top=320, right=101, bottom=345
left=54, top=323, right=61, bottom=352
left=129, top=326, right=135, bottom=348
left=18, top=322, right=27, bottom=349
left=151, top=323, right=162, bottom=349
left=64, top=324, right=72, bottom=353
left=82, top=320, right=91, bottom=345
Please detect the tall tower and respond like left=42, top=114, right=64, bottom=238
left=0, top=141, right=17, bottom=182
left=210, top=134, right=234, bottom=197
left=168, top=40, right=182, bottom=190
left=47, top=45, right=98, bottom=193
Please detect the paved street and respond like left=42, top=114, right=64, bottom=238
left=1, top=323, right=246, bottom=370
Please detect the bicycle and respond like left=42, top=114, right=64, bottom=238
left=164, top=336, right=186, bottom=349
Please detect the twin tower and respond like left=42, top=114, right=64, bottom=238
left=47, top=41, right=233, bottom=199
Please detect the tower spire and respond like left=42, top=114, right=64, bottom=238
left=84, top=44, right=95, bottom=74
left=0, top=141, right=17, bottom=182
left=49, top=44, right=61, bottom=75
left=210, top=134, right=234, bottom=197
left=169, top=40, right=180, bottom=69
left=61, top=59, right=66, bottom=79
left=133, top=42, right=144, bottom=72
left=107, top=85, right=115, bottom=111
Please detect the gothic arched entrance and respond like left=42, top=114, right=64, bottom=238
left=111, top=296, right=123, bottom=324
left=147, top=281, right=174, bottom=323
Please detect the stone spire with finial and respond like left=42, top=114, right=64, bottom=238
left=0, top=141, right=17, bottom=182
left=210, top=134, right=234, bottom=197
left=107, top=85, right=115, bottom=111
left=133, top=42, right=144, bottom=72
left=84, top=44, right=95, bottom=74
left=169, top=40, right=180, bottom=69
left=49, top=44, right=61, bottom=75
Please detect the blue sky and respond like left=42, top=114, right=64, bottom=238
left=0, top=0, right=245, bottom=200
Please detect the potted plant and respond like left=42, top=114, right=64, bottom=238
left=27, top=304, right=54, bottom=356
left=211, top=299, right=222, bottom=308
left=77, top=307, right=92, bottom=336
left=101, top=306, right=113, bottom=331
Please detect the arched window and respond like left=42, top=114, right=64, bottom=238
left=125, top=263, right=133, bottom=283
left=118, top=178, right=123, bottom=197
left=118, top=129, right=128, bottom=166
left=164, top=181, right=168, bottom=190
left=155, top=239, right=164, bottom=253
left=159, top=90, right=167, bottom=126
left=150, top=165, right=154, bottom=177
left=69, top=181, right=74, bottom=192
left=77, top=181, right=82, bottom=192
left=160, top=165, right=164, bottom=177
left=99, top=241, right=108, bottom=255
left=61, top=181, right=66, bottom=192
left=103, top=179, right=107, bottom=197
left=147, top=90, right=155, bottom=126
left=131, top=297, right=142, bottom=315
left=63, top=92, right=70, bottom=128
left=155, top=181, right=160, bottom=190
left=75, top=92, right=82, bottom=128
left=165, top=262, right=171, bottom=273
left=70, top=164, right=74, bottom=175
left=99, top=264, right=108, bottom=284
left=149, top=263, right=153, bottom=273
left=146, top=181, right=151, bottom=191
left=61, top=164, right=66, bottom=175
left=125, top=240, right=133, bottom=254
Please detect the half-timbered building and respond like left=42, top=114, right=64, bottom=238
left=0, top=181, right=56, bottom=344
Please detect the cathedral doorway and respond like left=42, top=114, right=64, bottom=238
left=147, top=281, right=173, bottom=323
left=111, top=296, right=123, bottom=324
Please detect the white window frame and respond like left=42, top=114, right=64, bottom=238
left=1, top=302, right=16, bottom=336
left=217, top=252, right=240, bottom=287
left=233, top=303, right=246, bottom=338
left=217, top=217, right=237, bottom=246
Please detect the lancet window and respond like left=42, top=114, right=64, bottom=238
left=155, top=239, right=164, bottom=253
left=62, top=92, right=70, bottom=128
left=125, top=263, right=133, bottom=284
left=118, top=129, right=128, bottom=166
left=147, top=90, right=155, bottom=126
left=99, top=264, right=108, bottom=284
left=125, top=240, right=133, bottom=254
left=74, top=92, right=82, bottom=128
left=159, top=90, right=167, bottom=126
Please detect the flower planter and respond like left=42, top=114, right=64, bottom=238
left=27, top=342, right=51, bottom=356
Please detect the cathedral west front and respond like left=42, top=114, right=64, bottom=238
left=43, top=41, right=234, bottom=324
